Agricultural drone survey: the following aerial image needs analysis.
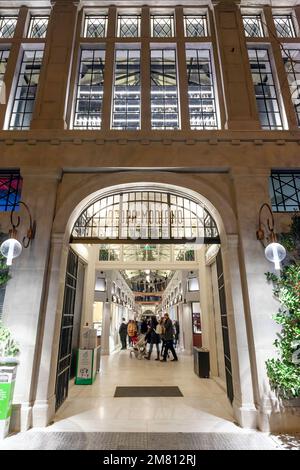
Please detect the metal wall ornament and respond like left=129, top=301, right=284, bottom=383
left=0, top=201, right=36, bottom=266
left=256, top=202, right=286, bottom=270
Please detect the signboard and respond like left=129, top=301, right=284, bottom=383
left=75, top=349, right=98, bottom=385
left=0, top=366, right=17, bottom=439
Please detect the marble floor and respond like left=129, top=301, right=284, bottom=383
left=47, top=351, right=244, bottom=433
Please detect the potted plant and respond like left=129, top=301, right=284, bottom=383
left=0, top=322, right=20, bottom=365
left=265, top=213, right=300, bottom=406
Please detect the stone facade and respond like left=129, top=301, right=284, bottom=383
left=0, top=0, right=299, bottom=434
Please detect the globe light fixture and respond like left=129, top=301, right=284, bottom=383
left=256, top=203, right=286, bottom=270
left=0, top=201, right=36, bottom=266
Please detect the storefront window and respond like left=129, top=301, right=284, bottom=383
left=192, top=301, right=201, bottom=334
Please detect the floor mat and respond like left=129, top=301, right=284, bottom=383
left=114, top=386, right=183, bottom=397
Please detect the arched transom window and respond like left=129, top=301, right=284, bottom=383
left=71, top=189, right=220, bottom=244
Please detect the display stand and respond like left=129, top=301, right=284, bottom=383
left=0, top=363, right=18, bottom=439
left=75, top=346, right=101, bottom=385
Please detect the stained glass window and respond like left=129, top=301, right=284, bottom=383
left=150, top=48, right=179, bottom=129
left=9, top=50, right=44, bottom=130
left=84, top=15, right=108, bottom=38
left=27, top=16, right=49, bottom=39
left=117, top=15, right=140, bottom=37
left=186, top=48, right=218, bottom=129
left=151, top=15, right=174, bottom=38
left=112, top=49, right=140, bottom=130
left=0, top=170, right=22, bottom=211
left=270, top=171, right=300, bottom=212
left=242, top=15, right=264, bottom=37
left=273, top=15, right=296, bottom=38
left=0, top=16, right=18, bottom=39
left=248, top=48, right=283, bottom=130
left=184, top=15, right=208, bottom=37
left=73, top=49, right=105, bottom=130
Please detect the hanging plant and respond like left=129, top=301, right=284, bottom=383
left=265, top=213, right=300, bottom=400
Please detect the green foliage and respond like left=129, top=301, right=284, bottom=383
left=0, top=252, right=10, bottom=287
left=265, top=213, right=300, bottom=399
left=0, top=322, right=20, bottom=358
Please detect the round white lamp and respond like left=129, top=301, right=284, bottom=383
left=0, top=237, right=22, bottom=266
left=264, top=242, right=286, bottom=271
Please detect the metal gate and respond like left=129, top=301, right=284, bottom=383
left=55, top=249, right=79, bottom=410
left=216, top=250, right=234, bottom=403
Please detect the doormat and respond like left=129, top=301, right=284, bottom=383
left=114, top=386, right=183, bottom=397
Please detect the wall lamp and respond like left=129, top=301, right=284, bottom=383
left=256, top=203, right=286, bottom=270
left=0, top=201, right=36, bottom=266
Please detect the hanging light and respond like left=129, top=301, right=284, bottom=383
left=256, top=203, right=286, bottom=271
left=0, top=201, right=36, bottom=266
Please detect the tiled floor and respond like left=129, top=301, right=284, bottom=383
left=48, top=351, right=242, bottom=433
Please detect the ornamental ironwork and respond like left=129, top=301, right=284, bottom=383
left=71, top=190, right=220, bottom=244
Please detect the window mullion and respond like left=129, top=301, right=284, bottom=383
left=175, top=6, right=189, bottom=131
left=101, top=6, right=116, bottom=132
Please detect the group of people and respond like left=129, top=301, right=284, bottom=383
left=119, top=315, right=180, bottom=362
left=131, top=277, right=168, bottom=293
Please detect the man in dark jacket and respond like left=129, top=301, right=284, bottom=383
left=119, top=318, right=127, bottom=350
left=161, top=313, right=178, bottom=362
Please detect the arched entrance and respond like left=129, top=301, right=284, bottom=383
left=32, top=177, right=257, bottom=431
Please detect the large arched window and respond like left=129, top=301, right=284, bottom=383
left=71, top=189, right=220, bottom=244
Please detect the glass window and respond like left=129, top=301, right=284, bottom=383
left=270, top=171, right=300, bottom=212
left=0, top=16, right=18, bottom=38
left=188, top=278, right=199, bottom=292
left=0, top=170, right=22, bottom=211
left=192, top=302, right=201, bottom=334
left=186, top=48, right=218, bottom=130
left=151, top=15, right=174, bottom=38
left=73, top=48, right=105, bottom=130
left=27, top=16, right=49, bottom=39
left=0, top=49, right=10, bottom=88
left=242, top=15, right=264, bottom=37
left=112, top=49, right=141, bottom=130
left=117, top=15, right=140, bottom=38
left=273, top=15, right=296, bottom=38
left=84, top=15, right=108, bottom=38
left=281, top=48, right=300, bottom=126
left=150, top=48, right=179, bottom=129
left=95, top=277, right=106, bottom=291
left=248, top=48, right=283, bottom=130
left=184, top=15, right=208, bottom=37
left=9, top=49, right=44, bottom=130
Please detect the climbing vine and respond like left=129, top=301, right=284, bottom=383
left=265, top=213, right=300, bottom=399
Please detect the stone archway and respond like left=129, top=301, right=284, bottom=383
left=31, top=174, right=257, bottom=430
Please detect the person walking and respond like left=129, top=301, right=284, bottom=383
left=119, top=318, right=127, bottom=350
left=127, top=319, right=137, bottom=346
left=140, top=317, right=148, bottom=334
left=161, top=313, right=178, bottom=362
left=145, top=315, right=160, bottom=360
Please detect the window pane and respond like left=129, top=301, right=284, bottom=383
left=248, top=48, right=283, bottom=130
left=270, top=172, right=300, bottom=212
left=282, top=48, right=300, bottom=126
left=73, top=49, right=105, bottom=130
left=117, top=15, right=140, bottom=37
left=150, top=48, right=179, bottom=129
left=184, top=15, right=208, bottom=37
left=151, top=15, right=174, bottom=38
left=27, top=16, right=49, bottom=38
left=0, top=170, right=22, bottom=212
left=273, top=15, right=296, bottom=38
left=0, top=16, right=18, bottom=38
left=242, top=15, right=264, bottom=37
left=112, top=49, right=141, bottom=130
left=84, top=15, right=107, bottom=38
left=186, top=48, right=218, bottom=129
left=0, top=49, right=9, bottom=89
left=9, top=50, right=44, bottom=130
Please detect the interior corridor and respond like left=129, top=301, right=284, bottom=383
left=49, top=352, right=241, bottom=433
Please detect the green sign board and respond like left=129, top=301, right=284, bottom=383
left=0, top=366, right=17, bottom=439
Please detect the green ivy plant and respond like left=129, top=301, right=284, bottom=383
left=0, top=321, right=20, bottom=359
left=265, top=213, right=300, bottom=400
